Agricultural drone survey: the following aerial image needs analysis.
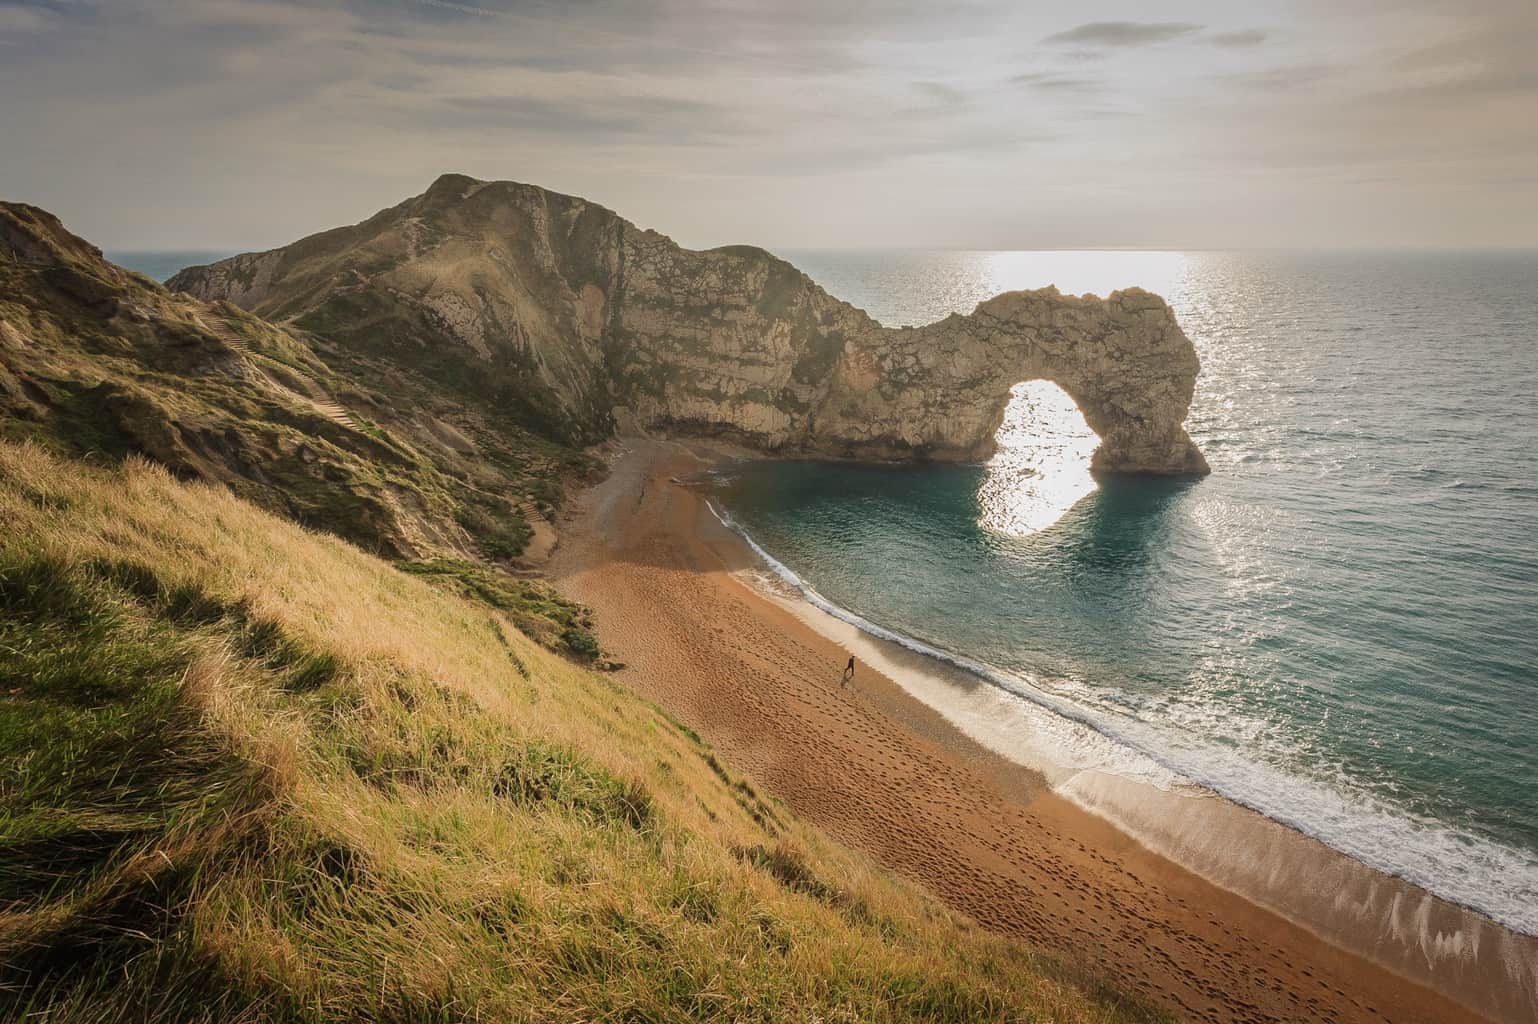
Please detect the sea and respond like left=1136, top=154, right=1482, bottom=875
left=711, top=249, right=1538, bottom=937
left=114, top=246, right=1538, bottom=937
left=109, top=251, right=234, bottom=283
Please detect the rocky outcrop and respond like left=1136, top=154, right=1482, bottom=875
left=173, top=174, right=1208, bottom=476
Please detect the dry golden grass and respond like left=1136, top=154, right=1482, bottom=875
left=0, top=440, right=1165, bottom=1023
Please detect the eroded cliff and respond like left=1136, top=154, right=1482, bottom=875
left=172, top=173, right=1208, bottom=476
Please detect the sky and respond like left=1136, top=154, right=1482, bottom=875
left=1, top=0, right=1535, bottom=251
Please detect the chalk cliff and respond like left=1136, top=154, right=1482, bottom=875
left=171, top=174, right=1208, bottom=476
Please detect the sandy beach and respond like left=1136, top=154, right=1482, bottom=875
left=550, top=437, right=1537, bottom=1024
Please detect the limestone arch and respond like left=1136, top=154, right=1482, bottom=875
left=810, top=287, right=1209, bottom=477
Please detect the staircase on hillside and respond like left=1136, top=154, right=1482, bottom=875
left=199, top=315, right=359, bottom=430
left=515, top=498, right=550, bottom=526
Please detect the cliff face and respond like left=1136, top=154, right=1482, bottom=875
left=172, top=174, right=1208, bottom=476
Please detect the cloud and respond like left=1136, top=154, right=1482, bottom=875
left=0, top=0, right=86, bottom=14
left=441, top=93, right=751, bottom=146
left=1230, top=63, right=1336, bottom=92
left=0, top=1, right=64, bottom=37
left=1042, top=22, right=1202, bottom=48
left=1210, top=29, right=1268, bottom=48
left=411, top=0, right=499, bottom=17
left=911, top=80, right=968, bottom=106
left=1011, top=72, right=1100, bottom=93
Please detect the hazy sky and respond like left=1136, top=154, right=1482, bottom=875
left=2, top=0, right=1535, bottom=250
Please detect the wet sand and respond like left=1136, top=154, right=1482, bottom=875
left=549, top=437, right=1536, bottom=1024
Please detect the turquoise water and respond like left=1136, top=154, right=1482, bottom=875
left=713, top=250, right=1538, bottom=935
left=107, top=251, right=236, bottom=283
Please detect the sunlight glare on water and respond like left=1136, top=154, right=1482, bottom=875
left=979, top=381, right=1100, bottom=535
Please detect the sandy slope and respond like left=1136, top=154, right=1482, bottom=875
left=550, top=438, right=1513, bottom=1024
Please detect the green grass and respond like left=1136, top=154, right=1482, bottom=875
left=0, top=552, right=280, bottom=1017
left=0, top=441, right=1168, bottom=1024
left=295, top=292, right=600, bottom=447
left=397, top=559, right=599, bottom=660
left=450, top=493, right=531, bottom=561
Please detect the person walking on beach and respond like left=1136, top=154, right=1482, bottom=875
left=842, top=655, right=855, bottom=687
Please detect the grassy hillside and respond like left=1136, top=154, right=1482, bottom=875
left=1, top=201, right=597, bottom=569
left=0, top=439, right=1164, bottom=1023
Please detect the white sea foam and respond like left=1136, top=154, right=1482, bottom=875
left=706, top=500, right=1538, bottom=938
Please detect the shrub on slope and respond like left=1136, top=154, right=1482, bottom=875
left=0, top=441, right=1164, bottom=1024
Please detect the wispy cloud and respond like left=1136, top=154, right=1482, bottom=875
left=911, top=80, right=969, bottom=106
left=1210, top=29, right=1269, bottom=48
left=0, top=2, right=57, bottom=35
left=1042, top=22, right=1202, bottom=48
left=1230, top=63, right=1336, bottom=92
left=1012, top=72, right=1100, bottom=93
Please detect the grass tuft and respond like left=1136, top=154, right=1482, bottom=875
left=231, top=610, right=341, bottom=692
left=736, top=841, right=846, bottom=908
left=493, top=742, right=656, bottom=833
left=399, top=558, right=600, bottom=661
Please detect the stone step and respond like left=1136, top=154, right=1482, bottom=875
left=200, top=315, right=358, bottom=429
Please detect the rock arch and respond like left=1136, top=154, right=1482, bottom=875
left=796, top=287, right=1209, bottom=476
left=610, top=231, right=1207, bottom=477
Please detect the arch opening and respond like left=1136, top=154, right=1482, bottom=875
left=978, top=380, right=1099, bottom=536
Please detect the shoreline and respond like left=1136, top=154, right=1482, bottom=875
left=743, top=546, right=1538, bottom=1023
left=707, top=493, right=1538, bottom=941
left=549, top=436, right=1536, bottom=1024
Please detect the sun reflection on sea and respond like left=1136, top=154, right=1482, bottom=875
left=978, top=381, right=1100, bottom=536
